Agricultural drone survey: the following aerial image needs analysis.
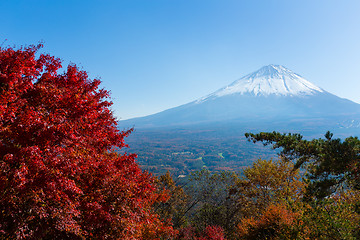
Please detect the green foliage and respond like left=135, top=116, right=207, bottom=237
left=245, top=131, right=360, bottom=199
left=244, top=131, right=360, bottom=239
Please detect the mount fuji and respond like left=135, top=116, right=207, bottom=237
left=121, top=65, right=360, bottom=133
left=119, top=65, right=360, bottom=174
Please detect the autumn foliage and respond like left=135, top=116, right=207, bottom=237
left=237, top=204, right=298, bottom=240
left=2, top=43, right=360, bottom=240
left=0, top=44, right=174, bottom=239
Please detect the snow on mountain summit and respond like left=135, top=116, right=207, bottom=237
left=121, top=64, right=360, bottom=129
left=198, top=65, right=323, bottom=102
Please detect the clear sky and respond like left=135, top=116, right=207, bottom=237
left=1, top=0, right=360, bottom=120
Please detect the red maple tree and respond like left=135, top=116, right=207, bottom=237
left=0, top=44, right=175, bottom=239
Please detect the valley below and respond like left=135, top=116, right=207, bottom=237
left=120, top=118, right=360, bottom=176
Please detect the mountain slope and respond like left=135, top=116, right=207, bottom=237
left=120, top=65, right=360, bottom=129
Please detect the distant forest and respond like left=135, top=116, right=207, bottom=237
left=120, top=127, right=278, bottom=176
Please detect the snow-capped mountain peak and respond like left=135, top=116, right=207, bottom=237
left=121, top=64, right=360, bottom=130
left=198, top=65, right=323, bottom=102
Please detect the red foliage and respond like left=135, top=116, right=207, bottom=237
left=0, top=44, right=174, bottom=239
left=201, top=226, right=226, bottom=240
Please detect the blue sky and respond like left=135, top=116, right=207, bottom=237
left=1, top=0, right=360, bottom=119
